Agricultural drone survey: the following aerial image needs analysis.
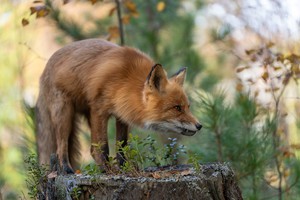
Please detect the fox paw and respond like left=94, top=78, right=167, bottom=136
left=62, top=162, right=74, bottom=174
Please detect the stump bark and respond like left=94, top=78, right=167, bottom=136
left=40, top=162, right=243, bottom=200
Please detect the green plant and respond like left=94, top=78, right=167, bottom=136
left=192, top=91, right=275, bottom=198
left=24, top=154, right=48, bottom=199
left=117, top=134, right=187, bottom=173
left=187, top=152, right=202, bottom=173
left=105, top=156, right=119, bottom=174
left=162, top=138, right=187, bottom=166
left=70, top=186, right=82, bottom=200
left=142, top=136, right=161, bottom=167
left=90, top=142, right=105, bottom=160
left=82, top=135, right=189, bottom=176
left=83, top=163, right=103, bottom=176
left=116, top=138, right=140, bottom=175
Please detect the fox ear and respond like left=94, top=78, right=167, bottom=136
left=170, top=67, right=187, bottom=87
left=146, top=64, right=168, bottom=92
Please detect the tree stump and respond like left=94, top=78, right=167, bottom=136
left=40, top=160, right=243, bottom=200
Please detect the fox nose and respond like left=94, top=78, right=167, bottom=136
left=195, top=123, right=202, bottom=130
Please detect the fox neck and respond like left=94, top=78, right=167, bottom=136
left=108, top=66, right=152, bottom=128
left=112, top=86, right=151, bottom=128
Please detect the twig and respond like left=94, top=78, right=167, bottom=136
left=20, top=42, right=47, bottom=61
left=115, top=0, right=125, bottom=46
left=266, top=66, right=288, bottom=200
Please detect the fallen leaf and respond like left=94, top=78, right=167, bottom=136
left=47, top=171, right=57, bottom=179
left=180, top=169, right=192, bottom=176
left=168, top=170, right=177, bottom=174
left=151, top=172, right=161, bottom=179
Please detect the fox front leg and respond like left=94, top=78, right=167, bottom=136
left=90, top=109, right=109, bottom=170
left=116, top=118, right=129, bottom=166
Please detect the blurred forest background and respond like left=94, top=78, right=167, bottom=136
left=1, top=0, right=300, bottom=199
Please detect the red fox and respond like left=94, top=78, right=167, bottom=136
left=36, top=39, right=201, bottom=173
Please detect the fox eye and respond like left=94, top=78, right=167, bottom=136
left=174, top=105, right=182, bottom=112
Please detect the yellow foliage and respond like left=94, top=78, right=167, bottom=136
left=125, top=1, right=139, bottom=17
left=107, top=26, right=120, bottom=40
left=125, top=1, right=137, bottom=12
left=156, top=1, right=166, bottom=12
left=22, top=18, right=29, bottom=26
left=122, top=15, right=131, bottom=25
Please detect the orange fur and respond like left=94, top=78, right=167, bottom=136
left=36, top=39, right=201, bottom=173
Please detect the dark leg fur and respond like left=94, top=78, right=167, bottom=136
left=36, top=95, right=57, bottom=167
left=68, top=115, right=81, bottom=172
left=116, top=118, right=129, bottom=166
left=49, top=93, right=75, bottom=174
left=62, top=156, right=75, bottom=174
left=90, top=110, right=110, bottom=171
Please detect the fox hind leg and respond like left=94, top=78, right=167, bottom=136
left=49, top=92, right=75, bottom=174
left=68, top=115, right=80, bottom=171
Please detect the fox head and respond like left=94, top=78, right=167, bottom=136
left=143, top=64, right=202, bottom=136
